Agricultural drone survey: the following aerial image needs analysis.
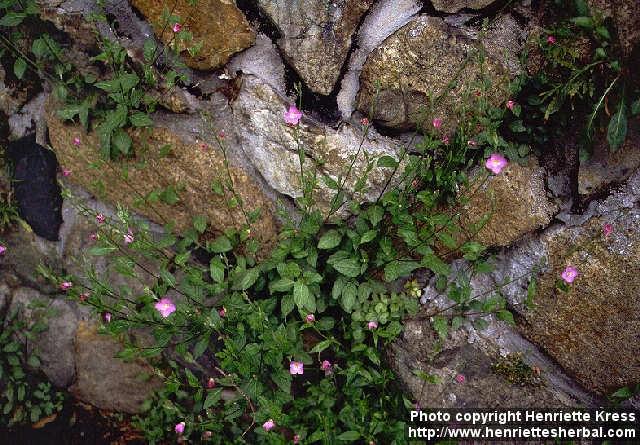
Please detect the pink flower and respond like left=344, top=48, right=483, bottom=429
left=289, top=361, right=304, bottom=375
left=154, top=297, right=176, bottom=318
left=485, top=153, right=508, bottom=174
left=506, top=100, right=515, bottom=111
left=175, top=421, right=185, bottom=434
left=218, top=130, right=225, bottom=139
left=561, top=266, right=578, bottom=284
left=0, top=245, right=6, bottom=255
left=218, top=307, right=226, bottom=317
left=455, top=373, right=466, bottom=384
left=103, top=312, right=112, bottom=323
left=432, top=118, right=443, bottom=129
left=79, top=293, right=89, bottom=302
left=89, top=233, right=98, bottom=242
left=200, top=143, right=209, bottom=151
left=305, top=313, right=315, bottom=323
left=203, top=431, right=212, bottom=439
left=62, top=168, right=71, bottom=177
left=467, top=139, right=477, bottom=146
left=60, top=281, right=73, bottom=291
left=293, top=434, right=301, bottom=444
left=367, top=321, right=378, bottom=330
left=603, top=223, right=613, bottom=237
left=284, top=105, right=303, bottom=125
left=263, top=419, right=275, bottom=431
left=361, top=117, right=370, bottom=126
left=124, top=228, right=134, bottom=245
left=173, top=23, right=182, bottom=33
left=441, top=135, right=449, bottom=145
left=320, top=360, right=332, bottom=376
left=96, top=213, right=106, bottom=224
left=547, top=35, right=556, bottom=44
left=207, top=377, right=216, bottom=388
left=73, top=137, right=81, bottom=146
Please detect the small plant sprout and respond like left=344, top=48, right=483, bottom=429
left=485, top=153, right=508, bottom=174
left=561, top=266, right=579, bottom=284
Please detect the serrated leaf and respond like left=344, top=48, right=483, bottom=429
left=383, top=260, right=419, bottom=282
left=377, top=155, right=398, bottom=168
left=129, top=112, right=153, bottom=127
left=193, top=215, right=207, bottom=233
left=209, top=235, right=232, bottom=253
left=293, top=281, right=315, bottom=312
left=327, top=251, right=360, bottom=277
left=88, top=246, right=117, bottom=256
left=209, top=258, right=225, bottom=283
left=341, top=281, right=357, bottom=312
left=336, top=431, right=361, bottom=441
left=0, top=12, right=27, bottom=26
left=269, top=277, right=294, bottom=293
left=497, top=310, right=515, bottom=325
left=13, top=58, right=27, bottom=80
left=367, top=205, right=384, bottom=227
left=310, top=339, right=332, bottom=354
left=232, top=267, right=259, bottom=291
left=432, top=316, right=448, bottom=340
left=203, top=388, right=222, bottom=409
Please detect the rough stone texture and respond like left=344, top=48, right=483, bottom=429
left=587, top=0, right=640, bottom=58
left=227, top=33, right=287, bottom=94
left=337, top=0, right=423, bottom=120
left=578, top=121, right=640, bottom=196
left=257, top=0, right=374, bottom=95
left=431, top=0, right=497, bottom=14
left=46, top=99, right=280, bottom=252
left=443, top=167, right=640, bottom=396
left=390, top=312, right=597, bottom=409
left=6, top=287, right=80, bottom=388
left=357, top=15, right=522, bottom=130
left=457, top=161, right=558, bottom=249
left=70, top=321, right=162, bottom=413
left=232, top=75, right=403, bottom=213
left=130, top=0, right=255, bottom=71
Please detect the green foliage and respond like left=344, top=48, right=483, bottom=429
left=0, top=304, right=64, bottom=427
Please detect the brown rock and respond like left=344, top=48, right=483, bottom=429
left=587, top=0, right=640, bottom=58
left=70, top=321, right=162, bottom=413
left=130, top=0, right=255, bottom=70
left=457, top=161, right=558, bottom=249
left=431, top=0, right=497, bottom=14
left=46, top=102, right=279, bottom=254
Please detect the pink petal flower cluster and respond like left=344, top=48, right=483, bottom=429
left=284, top=105, right=303, bottom=125
left=154, top=297, right=176, bottom=318
left=62, top=168, right=72, bottom=177
left=506, top=100, right=515, bottom=111
left=361, top=117, right=370, bottom=126
left=455, top=373, right=466, bottom=384
left=96, top=213, right=106, bottom=224
left=485, top=153, right=508, bottom=174
left=73, top=137, right=81, bottom=146
left=289, top=361, right=304, bottom=375
left=432, top=118, right=443, bottom=129
left=320, top=360, right=332, bottom=376
left=172, top=23, right=182, bottom=33
left=0, top=245, right=6, bottom=255
left=124, top=228, right=134, bottom=245
left=305, top=313, right=315, bottom=323
left=218, top=306, right=226, bottom=317
left=263, top=419, right=275, bottom=431
left=207, top=377, right=216, bottom=388
left=103, top=312, right=112, bottom=323
left=60, top=281, right=73, bottom=291
left=561, top=266, right=578, bottom=284
left=293, top=434, right=301, bottom=444
left=603, top=223, right=613, bottom=237
left=547, top=35, right=556, bottom=44
left=175, top=421, right=185, bottom=434
left=367, top=321, right=378, bottom=330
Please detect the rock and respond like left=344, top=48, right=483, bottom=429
left=431, top=0, right=497, bottom=14
left=457, top=160, right=558, bottom=249
left=389, top=312, right=597, bottom=409
left=232, top=75, right=403, bottom=214
left=227, top=34, right=287, bottom=94
left=257, top=0, right=373, bottom=95
left=357, top=15, right=523, bottom=130
left=6, top=287, right=80, bottom=388
left=337, top=0, right=423, bottom=120
left=579, top=120, right=640, bottom=196
left=130, top=0, right=255, bottom=71
left=445, top=167, right=640, bottom=395
left=6, top=135, right=63, bottom=241
left=70, top=321, right=162, bottom=413
left=46, top=97, right=280, bottom=253
left=587, top=0, right=640, bottom=58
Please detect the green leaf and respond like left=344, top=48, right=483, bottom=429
left=293, top=281, right=315, bottom=312
left=129, top=112, right=153, bottom=127
left=88, top=246, right=117, bottom=256
left=327, top=252, right=361, bottom=278
left=13, top=58, right=27, bottom=80
left=193, top=215, right=207, bottom=233
left=193, top=336, right=209, bottom=358
left=432, top=316, right=448, bottom=340
left=317, top=229, right=342, bottom=249
left=336, top=431, right=361, bottom=441
left=421, top=253, right=450, bottom=276
left=281, top=294, right=294, bottom=317
left=359, top=230, right=377, bottom=245
left=570, top=16, right=593, bottom=28
left=574, top=0, right=589, bottom=16
left=497, top=310, right=515, bottom=325
left=209, top=257, right=225, bottom=283
left=377, top=155, right=398, bottom=168
left=269, top=277, right=294, bottom=293
left=209, top=235, right=232, bottom=253
left=383, top=260, right=419, bottom=282
left=631, top=99, right=640, bottom=116
left=112, top=129, right=132, bottom=155
left=341, top=281, right=357, bottom=312
left=232, top=267, right=259, bottom=291
left=607, top=103, right=627, bottom=151
left=203, top=388, right=222, bottom=409
left=310, top=339, right=332, bottom=353
left=367, top=205, right=384, bottom=227
left=0, top=12, right=27, bottom=26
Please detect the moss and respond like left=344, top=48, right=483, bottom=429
left=492, top=353, right=543, bottom=387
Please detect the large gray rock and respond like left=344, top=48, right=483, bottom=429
left=231, top=75, right=404, bottom=214
left=257, top=0, right=374, bottom=95
left=431, top=0, right=497, bottom=14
